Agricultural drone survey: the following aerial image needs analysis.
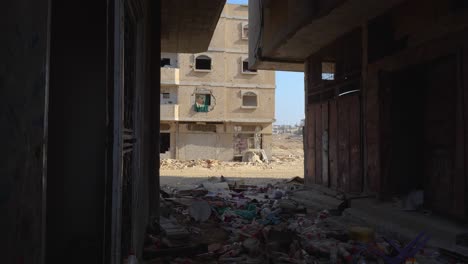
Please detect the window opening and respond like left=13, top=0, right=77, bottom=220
left=160, top=133, right=170, bottom=153
left=242, top=24, right=249, bottom=39
left=242, top=92, right=258, bottom=107
left=161, top=58, right=171, bottom=67
left=194, top=94, right=211, bottom=112
left=195, top=55, right=211, bottom=71
left=161, top=93, right=176, bottom=104
left=321, top=62, right=335, bottom=80
left=242, top=59, right=257, bottom=73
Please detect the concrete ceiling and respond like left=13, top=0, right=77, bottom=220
left=252, top=0, right=406, bottom=71
left=268, top=0, right=406, bottom=60
left=161, top=0, right=226, bottom=53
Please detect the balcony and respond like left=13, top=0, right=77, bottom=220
left=160, top=104, right=179, bottom=121
left=161, top=67, right=179, bottom=85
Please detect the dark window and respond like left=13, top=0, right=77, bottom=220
left=195, top=55, right=211, bottom=70
left=242, top=24, right=249, bottom=39
left=161, top=58, right=170, bottom=67
left=160, top=133, right=170, bottom=153
left=243, top=60, right=257, bottom=73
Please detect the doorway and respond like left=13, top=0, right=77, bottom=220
left=160, top=133, right=170, bottom=154
left=381, top=54, right=464, bottom=218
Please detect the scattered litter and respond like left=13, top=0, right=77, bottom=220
left=189, top=201, right=212, bottom=222
left=145, top=176, right=443, bottom=264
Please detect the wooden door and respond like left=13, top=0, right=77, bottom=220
left=337, top=94, right=362, bottom=193
left=305, top=93, right=362, bottom=193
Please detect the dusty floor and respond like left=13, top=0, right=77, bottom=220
left=160, top=134, right=304, bottom=187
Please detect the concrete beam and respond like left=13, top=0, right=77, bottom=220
left=161, top=0, right=226, bottom=53
left=249, top=0, right=406, bottom=71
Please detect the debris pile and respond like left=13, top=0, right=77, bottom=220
left=144, top=176, right=455, bottom=264
left=160, top=158, right=274, bottom=170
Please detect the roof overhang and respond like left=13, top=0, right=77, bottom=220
left=249, top=0, right=406, bottom=72
left=161, top=0, right=226, bottom=53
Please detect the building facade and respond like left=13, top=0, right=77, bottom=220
left=160, top=4, right=276, bottom=161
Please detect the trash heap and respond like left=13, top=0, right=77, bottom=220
left=143, top=177, right=458, bottom=264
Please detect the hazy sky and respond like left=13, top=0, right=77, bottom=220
left=227, top=0, right=305, bottom=125
left=227, top=0, right=249, bottom=5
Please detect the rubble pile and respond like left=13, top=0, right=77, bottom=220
left=270, top=154, right=304, bottom=164
left=160, top=159, right=274, bottom=170
left=143, top=177, right=455, bottom=264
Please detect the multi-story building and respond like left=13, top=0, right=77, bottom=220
left=160, top=3, right=276, bottom=161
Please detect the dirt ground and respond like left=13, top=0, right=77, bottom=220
left=160, top=134, right=304, bottom=186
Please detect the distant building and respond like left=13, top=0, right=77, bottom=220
left=160, top=4, right=276, bottom=161
left=273, top=124, right=301, bottom=134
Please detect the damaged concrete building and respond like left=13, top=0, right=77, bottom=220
left=249, top=0, right=468, bottom=244
left=160, top=4, right=276, bottom=161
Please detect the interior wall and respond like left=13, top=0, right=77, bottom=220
left=367, top=27, right=468, bottom=219
left=46, top=0, right=108, bottom=262
left=0, top=0, right=50, bottom=263
left=379, top=54, right=462, bottom=217
left=365, top=1, right=468, bottom=219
